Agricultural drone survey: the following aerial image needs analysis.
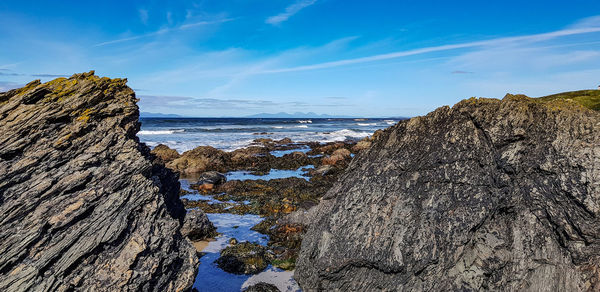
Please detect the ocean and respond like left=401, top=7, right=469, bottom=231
left=138, top=117, right=400, bottom=152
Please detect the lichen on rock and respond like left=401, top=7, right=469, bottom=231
left=0, top=72, right=199, bottom=291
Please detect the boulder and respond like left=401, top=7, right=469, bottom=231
left=0, top=72, right=198, bottom=291
left=275, top=138, right=293, bottom=145
left=352, top=139, right=372, bottom=152
left=332, top=148, right=351, bottom=158
left=243, top=282, right=281, bottom=292
left=166, top=145, right=229, bottom=174
left=181, top=209, right=217, bottom=241
left=296, top=94, right=600, bottom=291
left=216, top=242, right=273, bottom=275
left=193, top=171, right=227, bottom=192
left=151, top=143, right=180, bottom=163
left=311, top=165, right=336, bottom=176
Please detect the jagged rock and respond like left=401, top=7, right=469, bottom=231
left=151, top=143, right=180, bottom=163
left=308, top=142, right=351, bottom=156
left=352, top=139, right=372, bottom=152
left=198, top=171, right=227, bottom=186
left=192, top=171, right=227, bottom=192
left=216, top=242, right=273, bottom=275
left=275, top=138, right=292, bottom=145
left=311, top=165, right=336, bottom=176
left=296, top=95, right=600, bottom=291
left=167, top=145, right=229, bottom=174
left=321, top=148, right=351, bottom=166
left=0, top=72, right=198, bottom=291
left=182, top=209, right=217, bottom=241
left=243, top=282, right=281, bottom=292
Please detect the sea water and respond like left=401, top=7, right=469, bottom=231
left=138, top=118, right=398, bottom=153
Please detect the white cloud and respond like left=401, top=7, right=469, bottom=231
left=94, top=18, right=235, bottom=47
left=569, top=15, right=600, bottom=29
left=258, top=26, right=600, bottom=74
left=266, top=0, right=317, bottom=25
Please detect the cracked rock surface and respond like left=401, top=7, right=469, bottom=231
left=296, top=95, right=600, bottom=291
left=0, top=72, right=198, bottom=291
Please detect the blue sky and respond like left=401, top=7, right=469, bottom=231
left=1, top=1, right=599, bottom=117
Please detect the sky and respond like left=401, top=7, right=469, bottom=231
left=1, top=0, right=599, bottom=117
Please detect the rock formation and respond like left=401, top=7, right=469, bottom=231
left=216, top=242, right=273, bottom=275
left=243, top=282, right=281, bottom=292
left=181, top=209, right=217, bottom=241
left=296, top=94, right=600, bottom=291
left=0, top=72, right=198, bottom=291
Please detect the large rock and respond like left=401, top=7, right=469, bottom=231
left=151, top=143, right=180, bottom=163
left=0, top=72, right=199, bottom=291
left=182, top=209, right=217, bottom=241
left=167, top=146, right=229, bottom=174
left=296, top=95, right=600, bottom=291
left=243, top=282, right=281, bottom=292
left=216, top=242, right=273, bottom=275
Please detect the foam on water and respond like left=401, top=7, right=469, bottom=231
left=270, top=146, right=310, bottom=158
left=138, top=118, right=396, bottom=153
left=138, top=129, right=185, bottom=135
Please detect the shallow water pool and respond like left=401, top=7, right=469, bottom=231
left=192, top=213, right=300, bottom=292
left=226, top=165, right=314, bottom=181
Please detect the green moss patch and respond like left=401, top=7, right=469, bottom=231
left=537, top=90, right=600, bottom=111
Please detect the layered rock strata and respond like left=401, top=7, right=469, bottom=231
left=0, top=72, right=199, bottom=291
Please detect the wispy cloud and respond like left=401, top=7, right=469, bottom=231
left=0, top=70, right=68, bottom=78
left=139, top=95, right=280, bottom=110
left=266, top=0, right=317, bottom=25
left=0, top=71, right=22, bottom=76
left=138, top=95, right=352, bottom=112
left=451, top=70, right=474, bottom=74
left=139, top=9, right=149, bottom=25
left=94, top=18, right=235, bottom=47
left=31, top=73, right=69, bottom=78
left=258, top=26, right=600, bottom=74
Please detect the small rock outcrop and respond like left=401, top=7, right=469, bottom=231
left=151, top=143, right=181, bottom=163
left=0, top=72, right=199, bottom=291
left=216, top=242, right=273, bottom=275
left=243, top=282, right=281, bottom=292
left=296, top=95, right=600, bottom=291
left=181, top=209, right=217, bottom=241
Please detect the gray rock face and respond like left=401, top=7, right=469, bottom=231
left=0, top=72, right=198, bottom=291
left=197, top=171, right=227, bottom=186
left=182, top=209, right=217, bottom=241
left=296, top=95, right=600, bottom=291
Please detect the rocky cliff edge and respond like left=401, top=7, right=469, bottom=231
left=0, top=72, right=198, bottom=291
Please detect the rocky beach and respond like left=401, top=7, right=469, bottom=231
left=152, top=132, right=378, bottom=291
left=0, top=73, right=599, bottom=291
